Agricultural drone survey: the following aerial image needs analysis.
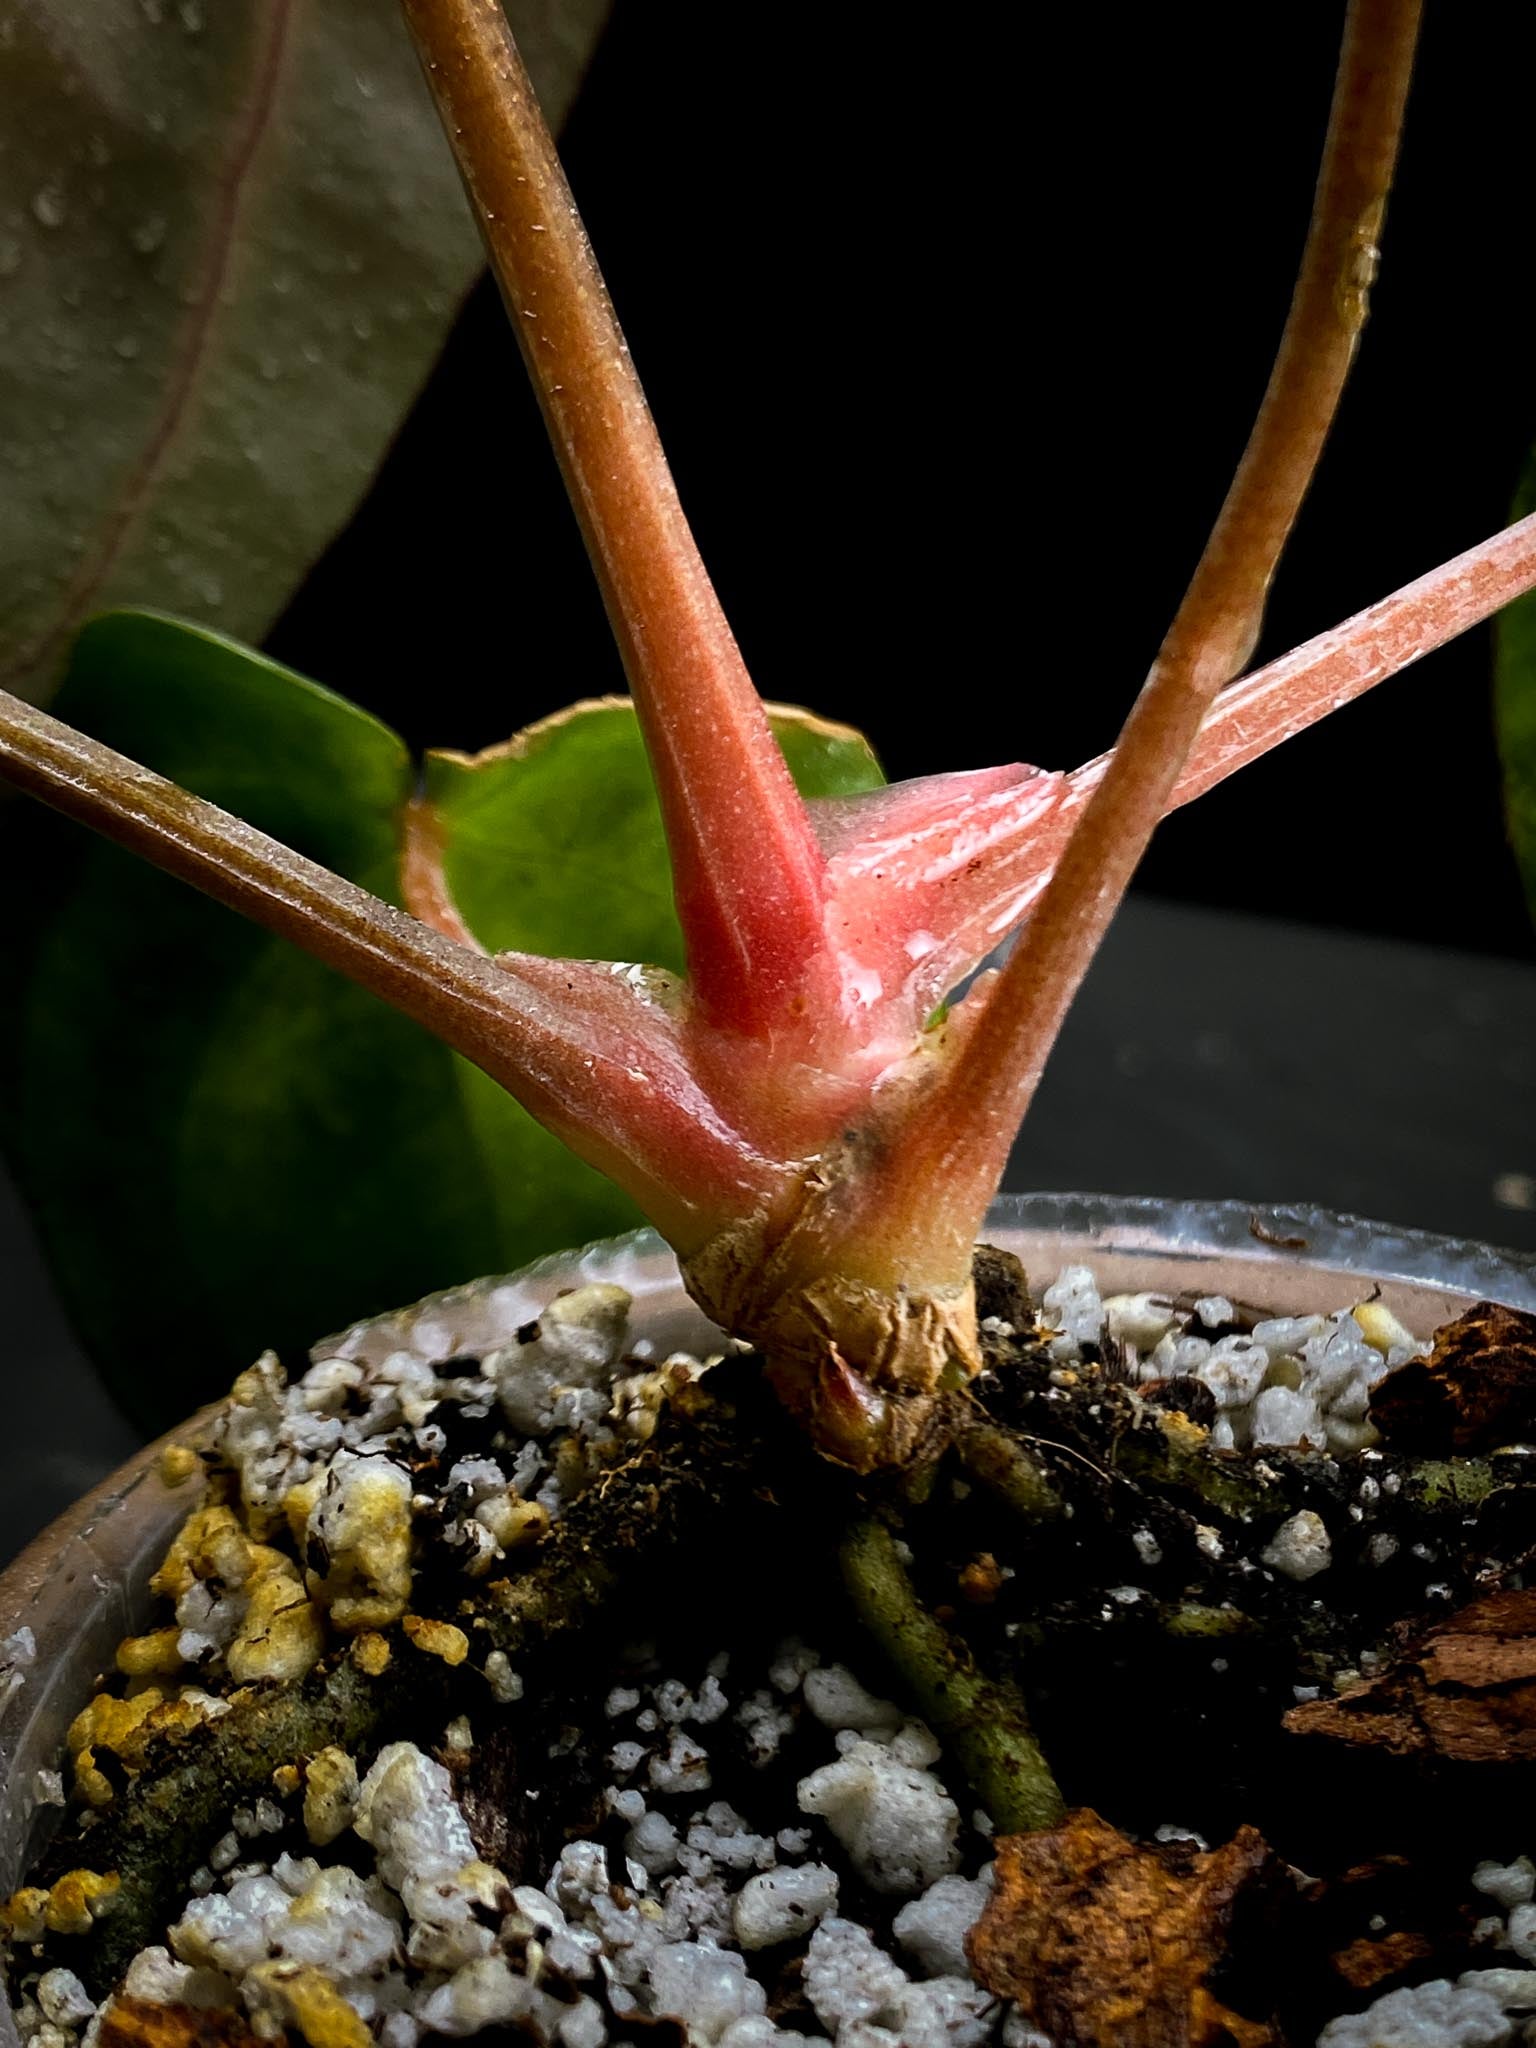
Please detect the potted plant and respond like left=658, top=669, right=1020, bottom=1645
left=3, top=1, right=1536, bottom=2042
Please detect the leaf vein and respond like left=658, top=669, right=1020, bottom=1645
left=2, top=0, right=299, bottom=693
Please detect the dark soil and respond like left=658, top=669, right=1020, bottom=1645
left=18, top=1251, right=1536, bottom=2046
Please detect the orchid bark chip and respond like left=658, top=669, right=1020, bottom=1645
left=967, top=1811, right=1280, bottom=2047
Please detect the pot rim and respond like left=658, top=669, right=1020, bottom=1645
left=989, top=1190, right=1536, bottom=1306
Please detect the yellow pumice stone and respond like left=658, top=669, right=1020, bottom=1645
left=42, top=1870, right=119, bottom=1939
left=402, top=1615, right=469, bottom=1666
left=351, top=1631, right=392, bottom=1677
left=149, top=1504, right=258, bottom=1602
left=303, top=1745, right=361, bottom=1847
left=0, top=1887, right=49, bottom=1944
left=1353, top=1300, right=1421, bottom=1357
left=115, top=1627, right=185, bottom=1679
left=304, top=1454, right=415, bottom=1632
left=242, top=1962, right=373, bottom=2048
left=157, top=1442, right=202, bottom=1488
left=226, top=1559, right=325, bottom=1686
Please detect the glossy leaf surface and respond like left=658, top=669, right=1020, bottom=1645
left=0, top=0, right=607, bottom=703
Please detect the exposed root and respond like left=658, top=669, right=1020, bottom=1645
left=954, top=1420, right=1066, bottom=1521
left=41, top=1390, right=770, bottom=1996
left=838, top=1515, right=1065, bottom=1835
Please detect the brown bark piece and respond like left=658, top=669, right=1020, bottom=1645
left=958, top=1552, right=1005, bottom=1604
left=451, top=1722, right=535, bottom=1879
left=1330, top=1929, right=1434, bottom=1993
left=972, top=1243, right=1035, bottom=1335
left=1285, top=1587, right=1536, bottom=1762
left=1370, top=1301, right=1536, bottom=1453
left=966, top=1809, right=1277, bottom=2047
left=98, top=2001, right=272, bottom=2048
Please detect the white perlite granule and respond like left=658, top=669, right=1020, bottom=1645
left=1316, top=1979, right=1510, bottom=2046
left=34, top=1971, right=94, bottom=2029
left=892, top=1870, right=993, bottom=1979
left=731, top=1865, right=839, bottom=1949
left=67, top=1636, right=1028, bottom=2048
left=796, top=1739, right=961, bottom=1896
left=1474, top=1860, right=1536, bottom=1911
left=802, top=1663, right=905, bottom=1735
left=802, top=1917, right=994, bottom=2047
left=1042, top=1264, right=1429, bottom=1459
left=1041, top=1265, right=1103, bottom=1360
left=1103, top=1291, right=1178, bottom=1350
left=205, top=1282, right=659, bottom=1623
left=1261, top=1509, right=1333, bottom=1582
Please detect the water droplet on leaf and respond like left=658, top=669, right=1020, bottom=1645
left=31, top=183, right=67, bottom=230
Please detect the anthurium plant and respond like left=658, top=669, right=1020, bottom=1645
left=3, top=0, right=1535, bottom=1466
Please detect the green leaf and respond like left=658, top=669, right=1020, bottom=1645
left=1, top=614, right=883, bottom=1428
left=1496, top=454, right=1536, bottom=922
left=0, top=0, right=608, bottom=704
left=423, top=698, right=885, bottom=970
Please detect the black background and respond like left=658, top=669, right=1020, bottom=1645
left=270, top=0, right=1536, bottom=957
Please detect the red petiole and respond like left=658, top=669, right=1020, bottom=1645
left=1, top=0, right=1528, bottom=1468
